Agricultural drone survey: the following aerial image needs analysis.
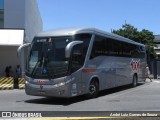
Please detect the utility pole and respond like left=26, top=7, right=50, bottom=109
left=125, top=20, right=127, bottom=25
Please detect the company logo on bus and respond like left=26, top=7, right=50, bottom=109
left=130, top=59, right=140, bottom=71
left=38, top=80, right=45, bottom=85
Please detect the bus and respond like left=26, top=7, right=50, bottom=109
left=18, top=27, right=147, bottom=98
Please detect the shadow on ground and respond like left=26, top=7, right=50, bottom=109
left=24, top=83, right=145, bottom=106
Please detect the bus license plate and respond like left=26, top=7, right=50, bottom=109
left=39, top=91, right=45, bottom=95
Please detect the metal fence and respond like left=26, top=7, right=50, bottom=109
left=150, top=59, right=160, bottom=79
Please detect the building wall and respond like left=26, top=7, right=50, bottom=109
left=154, top=35, right=160, bottom=59
left=21, top=0, right=43, bottom=75
left=4, top=0, right=25, bottom=29
left=24, top=0, right=43, bottom=43
left=4, top=0, right=42, bottom=42
left=0, top=0, right=42, bottom=77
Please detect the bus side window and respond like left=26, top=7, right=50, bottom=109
left=71, top=44, right=83, bottom=73
left=90, top=35, right=106, bottom=59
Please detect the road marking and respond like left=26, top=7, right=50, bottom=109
left=29, top=117, right=123, bottom=120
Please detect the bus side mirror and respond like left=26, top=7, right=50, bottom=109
left=17, top=43, right=31, bottom=77
left=17, top=43, right=31, bottom=58
left=65, top=41, right=83, bottom=58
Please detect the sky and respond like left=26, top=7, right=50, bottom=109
left=37, top=0, right=160, bottom=35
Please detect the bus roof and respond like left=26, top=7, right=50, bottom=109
left=35, top=27, right=145, bottom=47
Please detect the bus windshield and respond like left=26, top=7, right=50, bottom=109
left=26, top=37, right=72, bottom=79
left=26, top=34, right=92, bottom=79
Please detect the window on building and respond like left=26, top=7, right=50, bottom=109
left=0, top=0, right=4, bottom=28
left=0, top=0, right=4, bottom=9
left=0, top=9, right=4, bottom=28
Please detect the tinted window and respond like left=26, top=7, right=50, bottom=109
left=74, top=33, right=91, bottom=58
left=26, top=37, right=72, bottom=79
left=0, top=9, right=3, bottom=28
left=90, top=36, right=106, bottom=58
left=90, top=35, right=145, bottom=59
left=70, top=34, right=92, bottom=73
left=0, top=0, right=4, bottom=28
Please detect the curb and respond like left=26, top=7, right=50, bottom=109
left=18, top=78, right=25, bottom=89
left=0, top=78, right=13, bottom=90
left=0, top=77, right=25, bottom=90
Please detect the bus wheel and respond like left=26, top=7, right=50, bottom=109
left=132, top=75, right=137, bottom=87
left=87, top=79, right=99, bottom=98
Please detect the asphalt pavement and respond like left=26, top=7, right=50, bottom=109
left=0, top=79, right=160, bottom=111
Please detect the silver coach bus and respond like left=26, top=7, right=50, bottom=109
left=18, top=28, right=147, bottom=98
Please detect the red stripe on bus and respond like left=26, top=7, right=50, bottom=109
left=82, top=69, right=96, bottom=73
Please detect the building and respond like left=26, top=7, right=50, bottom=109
left=154, top=35, right=160, bottom=59
left=151, top=35, right=160, bottom=77
left=0, top=0, right=42, bottom=77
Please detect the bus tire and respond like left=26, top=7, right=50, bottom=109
left=132, top=74, right=137, bottom=87
left=87, top=79, right=99, bottom=98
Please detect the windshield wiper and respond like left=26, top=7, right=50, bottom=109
left=31, top=60, right=41, bottom=77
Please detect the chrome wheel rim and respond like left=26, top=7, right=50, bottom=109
left=89, top=85, right=96, bottom=94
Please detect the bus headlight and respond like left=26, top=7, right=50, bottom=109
left=25, top=80, right=28, bottom=84
left=58, top=82, right=65, bottom=86
left=53, top=82, right=65, bottom=88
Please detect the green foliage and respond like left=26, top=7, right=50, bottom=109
left=112, top=23, right=157, bottom=59
left=113, top=24, right=139, bottom=42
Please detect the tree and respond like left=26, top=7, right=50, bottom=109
left=112, top=23, right=156, bottom=59
left=138, top=29, right=155, bottom=46
left=113, top=24, right=139, bottom=42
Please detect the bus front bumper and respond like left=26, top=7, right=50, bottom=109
left=25, top=81, right=72, bottom=98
